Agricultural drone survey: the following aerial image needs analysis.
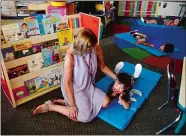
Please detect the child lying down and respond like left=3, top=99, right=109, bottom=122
left=107, top=62, right=143, bottom=109
left=130, top=30, right=175, bottom=53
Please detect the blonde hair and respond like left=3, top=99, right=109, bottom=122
left=72, top=28, right=97, bottom=56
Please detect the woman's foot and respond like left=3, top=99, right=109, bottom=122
left=114, top=61, right=124, bottom=74
left=32, top=100, right=52, bottom=116
left=52, top=98, right=66, bottom=106
left=133, top=63, right=142, bottom=79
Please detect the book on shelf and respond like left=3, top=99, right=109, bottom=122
left=41, top=47, right=53, bottom=67
left=32, top=43, right=43, bottom=54
left=24, top=15, right=45, bottom=36
left=46, top=67, right=62, bottom=87
left=68, top=18, right=79, bottom=29
left=1, top=46, right=15, bottom=62
left=12, top=40, right=33, bottom=59
left=42, top=13, right=62, bottom=34
left=13, top=86, right=29, bottom=100
left=57, top=17, right=69, bottom=31
left=24, top=77, right=39, bottom=94
left=52, top=45, right=60, bottom=64
left=57, top=28, right=73, bottom=47
left=59, top=45, right=70, bottom=61
left=20, top=17, right=40, bottom=39
left=2, top=23, right=24, bottom=42
left=34, top=76, right=49, bottom=90
left=27, top=53, right=44, bottom=72
left=7, top=64, right=29, bottom=79
left=42, top=39, right=59, bottom=48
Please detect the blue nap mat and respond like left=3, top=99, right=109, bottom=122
left=136, top=19, right=183, bottom=29
left=96, top=62, right=162, bottom=130
left=114, top=33, right=179, bottom=57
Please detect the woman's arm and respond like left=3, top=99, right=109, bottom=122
left=64, top=49, right=76, bottom=106
left=96, top=45, right=117, bottom=80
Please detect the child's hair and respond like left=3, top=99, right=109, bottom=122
left=117, top=73, right=132, bottom=88
left=164, top=43, right=174, bottom=53
left=72, top=28, right=97, bottom=56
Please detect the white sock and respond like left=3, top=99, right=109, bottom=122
left=114, top=62, right=124, bottom=74
left=141, top=17, right=144, bottom=23
left=133, top=63, right=142, bottom=79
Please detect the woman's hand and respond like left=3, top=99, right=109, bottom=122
left=68, top=105, right=78, bottom=119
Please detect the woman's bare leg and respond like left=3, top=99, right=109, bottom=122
left=32, top=103, right=78, bottom=121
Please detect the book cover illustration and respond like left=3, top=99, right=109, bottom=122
left=2, top=23, right=24, bottom=42
left=7, top=64, right=29, bottom=79
left=42, top=39, right=59, bottom=48
left=27, top=53, right=43, bottom=72
left=25, top=15, right=45, bottom=35
left=1, top=46, right=15, bottom=62
left=52, top=45, right=60, bottom=64
left=13, top=86, right=29, bottom=100
left=42, top=13, right=62, bottom=34
left=57, top=28, right=73, bottom=47
left=32, top=43, right=43, bottom=54
left=20, top=18, right=40, bottom=38
left=57, top=17, right=69, bottom=30
left=59, top=45, right=70, bottom=61
left=12, top=40, right=33, bottom=59
left=46, top=68, right=61, bottom=87
left=24, top=77, right=38, bottom=94
left=34, top=76, right=49, bottom=90
left=41, top=47, right=53, bottom=67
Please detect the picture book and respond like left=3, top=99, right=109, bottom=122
left=57, top=28, right=73, bottom=47
left=59, top=45, right=70, bottom=61
left=24, top=77, right=38, bottom=94
left=25, top=15, right=45, bottom=35
left=12, top=40, right=33, bottom=58
left=56, top=17, right=69, bottom=31
left=20, top=17, right=40, bottom=38
left=32, top=43, right=43, bottom=54
left=7, top=64, right=29, bottom=79
left=52, top=45, right=60, bottom=64
left=27, top=53, right=43, bottom=72
left=41, top=47, right=53, bottom=67
left=42, top=13, right=62, bottom=34
left=13, top=86, right=29, bottom=100
left=46, top=67, right=62, bottom=87
left=42, top=39, right=59, bottom=48
left=36, top=53, right=45, bottom=69
left=2, top=23, right=24, bottom=42
left=34, top=76, right=49, bottom=90
left=1, top=46, right=15, bottom=62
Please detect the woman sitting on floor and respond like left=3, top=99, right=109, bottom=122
left=130, top=30, right=175, bottom=53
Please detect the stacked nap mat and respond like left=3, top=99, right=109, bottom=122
left=96, top=62, right=162, bottom=130
left=136, top=19, right=183, bottom=29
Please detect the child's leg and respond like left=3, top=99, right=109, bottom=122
left=133, top=63, right=143, bottom=79
left=114, top=61, right=124, bottom=74
left=146, top=19, right=157, bottom=24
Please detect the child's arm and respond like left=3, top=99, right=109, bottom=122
left=119, top=93, right=130, bottom=109
left=136, top=39, right=154, bottom=47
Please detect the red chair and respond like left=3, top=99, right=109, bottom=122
left=156, top=59, right=182, bottom=135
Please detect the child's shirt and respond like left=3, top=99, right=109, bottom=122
left=107, top=81, right=130, bottom=102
